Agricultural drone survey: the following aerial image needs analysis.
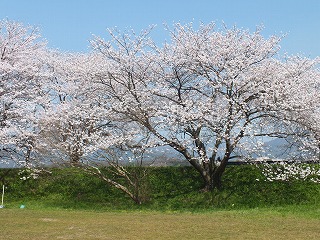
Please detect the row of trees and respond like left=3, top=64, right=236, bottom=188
left=1, top=19, right=319, bottom=203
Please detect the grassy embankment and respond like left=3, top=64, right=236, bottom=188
left=1, top=165, right=320, bottom=211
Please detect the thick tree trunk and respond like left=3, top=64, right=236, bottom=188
left=200, top=171, right=213, bottom=192
left=201, top=170, right=223, bottom=192
left=200, top=158, right=229, bottom=192
left=212, top=170, right=223, bottom=190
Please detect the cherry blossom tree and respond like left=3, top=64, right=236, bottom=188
left=262, top=56, right=320, bottom=161
left=0, top=19, right=48, bottom=167
left=6, top=19, right=318, bottom=195
left=285, top=97, right=320, bottom=161
left=89, top=23, right=320, bottom=191
left=36, top=51, right=136, bottom=163
left=36, top=51, right=152, bottom=204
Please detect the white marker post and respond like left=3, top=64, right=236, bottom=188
left=0, top=185, right=4, bottom=208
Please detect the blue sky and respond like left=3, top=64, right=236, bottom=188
left=1, top=0, right=320, bottom=57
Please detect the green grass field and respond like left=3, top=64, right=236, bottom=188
left=1, top=207, right=320, bottom=240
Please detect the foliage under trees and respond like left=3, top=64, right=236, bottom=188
left=2, top=166, right=320, bottom=209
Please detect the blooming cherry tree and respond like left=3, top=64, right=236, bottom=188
left=36, top=51, right=152, bottom=204
left=0, top=19, right=48, bottom=167
left=4, top=19, right=319, bottom=195
left=89, top=23, right=320, bottom=191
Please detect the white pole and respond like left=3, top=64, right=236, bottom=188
left=1, top=185, right=4, bottom=207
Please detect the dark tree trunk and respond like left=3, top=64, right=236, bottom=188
left=212, top=170, right=223, bottom=190
left=199, top=157, right=229, bottom=192
left=201, top=170, right=223, bottom=192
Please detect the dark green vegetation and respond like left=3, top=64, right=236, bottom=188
left=1, top=166, right=320, bottom=211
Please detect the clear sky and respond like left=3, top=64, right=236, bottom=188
left=1, top=0, right=320, bottom=57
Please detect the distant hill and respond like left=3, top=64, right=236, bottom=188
left=0, top=138, right=308, bottom=168
left=262, top=138, right=291, bottom=158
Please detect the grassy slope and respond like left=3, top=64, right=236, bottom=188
left=1, top=165, right=320, bottom=211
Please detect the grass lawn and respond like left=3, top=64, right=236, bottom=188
left=1, top=207, right=320, bottom=240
